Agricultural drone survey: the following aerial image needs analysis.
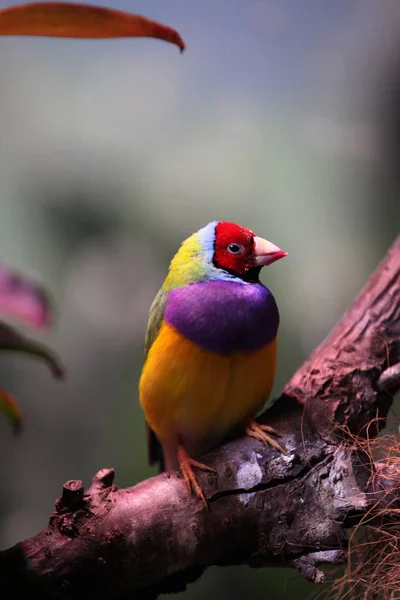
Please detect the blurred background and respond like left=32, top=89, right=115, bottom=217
left=0, top=0, right=399, bottom=598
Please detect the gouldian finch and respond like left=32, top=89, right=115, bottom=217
left=139, top=221, right=287, bottom=504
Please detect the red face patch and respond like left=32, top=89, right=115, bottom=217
left=213, top=222, right=256, bottom=276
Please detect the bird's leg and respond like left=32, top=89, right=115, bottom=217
left=177, top=438, right=216, bottom=506
left=244, top=419, right=287, bottom=454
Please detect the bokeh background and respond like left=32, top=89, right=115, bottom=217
left=0, top=0, right=400, bottom=598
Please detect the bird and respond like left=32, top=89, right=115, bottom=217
left=139, top=221, right=287, bottom=505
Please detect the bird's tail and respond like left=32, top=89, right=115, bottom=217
left=147, top=424, right=165, bottom=472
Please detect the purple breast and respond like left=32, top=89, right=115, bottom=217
left=164, top=280, right=279, bottom=354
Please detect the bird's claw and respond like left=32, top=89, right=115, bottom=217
left=177, top=445, right=215, bottom=507
left=245, top=420, right=287, bottom=454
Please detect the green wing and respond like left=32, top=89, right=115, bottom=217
left=143, top=287, right=168, bottom=469
left=144, top=288, right=168, bottom=358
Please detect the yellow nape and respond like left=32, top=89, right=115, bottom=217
left=163, top=232, right=208, bottom=291
left=139, top=321, right=277, bottom=457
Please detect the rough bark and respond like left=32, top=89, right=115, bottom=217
left=0, top=237, right=399, bottom=600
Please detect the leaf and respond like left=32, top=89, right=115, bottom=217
left=0, top=2, right=185, bottom=51
left=0, top=263, right=51, bottom=328
left=0, top=322, right=65, bottom=378
left=0, top=388, right=22, bottom=432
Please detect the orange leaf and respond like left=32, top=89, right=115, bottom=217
left=0, top=388, right=22, bottom=433
left=0, top=2, right=185, bottom=51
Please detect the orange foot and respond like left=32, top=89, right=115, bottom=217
left=177, top=443, right=216, bottom=506
left=245, top=419, right=287, bottom=455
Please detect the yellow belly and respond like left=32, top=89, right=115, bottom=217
left=139, top=321, right=277, bottom=456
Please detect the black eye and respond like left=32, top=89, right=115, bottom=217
left=227, top=243, right=243, bottom=254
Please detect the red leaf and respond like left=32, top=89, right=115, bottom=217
left=0, top=322, right=65, bottom=378
left=0, top=2, right=185, bottom=51
left=0, top=264, right=51, bottom=328
left=0, top=388, right=22, bottom=432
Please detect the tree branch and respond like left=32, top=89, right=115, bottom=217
left=1, top=237, right=399, bottom=600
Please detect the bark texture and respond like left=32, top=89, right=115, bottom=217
left=0, top=237, right=399, bottom=600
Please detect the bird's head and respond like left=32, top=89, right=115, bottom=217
left=165, top=221, right=287, bottom=289
left=211, top=221, right=287, bottom=282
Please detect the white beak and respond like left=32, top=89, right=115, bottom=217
left=252, top=236, right=288, bottom=267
